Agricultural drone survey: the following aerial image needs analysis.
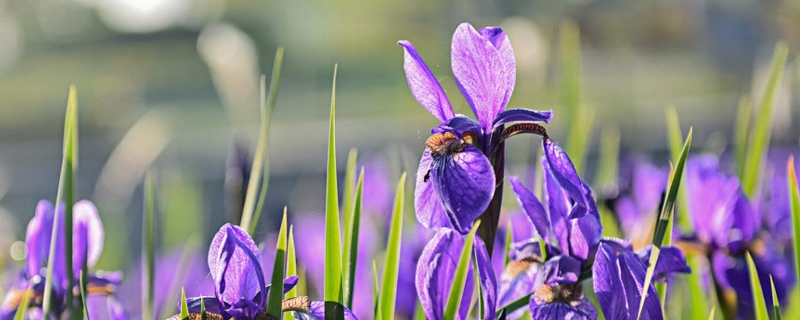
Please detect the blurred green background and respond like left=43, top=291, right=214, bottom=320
left=0, top=0, right=799, bottom=271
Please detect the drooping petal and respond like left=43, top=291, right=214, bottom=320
left=593, top=242, right=663, bottom=320
left=72, top=200, right=104, bottom=272
left=415, top=150, right=453, bottom=230
left=207, top=223, right=266, bottom=314
left=451, top=23, right=516, bottom=131
left=474, top=237, right=497, bottom=320
left=636, top=246, right=691, bottom=282
left=430, top=145, right=495, bottom=234
left=568, top=214, right=602, bottom=260
left=415, top=229, right=477, bottom=320
left=543, top=139, right=593, bottom=219
left=541, top=255, right=581, bottom=286
left=498, top=259, right=544, bottom=314
left=509, top=176, right=550, bottom=243
left=398, top=40, right=455, bottom=122
left=25, top=200, right=55, bottom=278
left=543, top=162, right=570, bottom=251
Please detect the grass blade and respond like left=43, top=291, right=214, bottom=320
left=345, top=167, right=365, bottom=308
left=709, top=307, right=716, bottom=320
left=13, top=287, right=32, bottom=320
left=734, top=97, right=752, bottom=178
left=665, top=106, right=691, bottom=229
left=266, top=208, right=289, bottom=318
left=373, top=260, right=380, bottom=320
left=560, top=21, right=592, bottom=174
left=42, top=85, right=79, bottom=319
left=324, top=64, right=344, bottom=317
left=771, top=275, right=782, bottom=320
left=595, top=125, right=620, bottom=189
left=444, top=221, right=481, bottom=319
left=241, top=47, right=285, bottom=234
left=286, top=225, right=298, bottom=299
left=638, top=128, right=692, bottom=320
left=180, top=288, right=189, bottom=320
left=503, top=221, right=513, bottom=267
left=143, top=171, right=157, bottom=320
left=789, top=156, right=800, bottom=299
left=200, top=297, right=207, bottom=320
left=741, top=42, right=788, bottom=198
left=687, top=256, right=710, bottom=319
left=379, top=173, right=407, bottom=320
left=80, top=270, right=91, bottom=320
left=746, top=252, right=770, bottom=320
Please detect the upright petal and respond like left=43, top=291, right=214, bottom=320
left=207, top=224, right=266, bottom=314
left=415, top=229, right=476, bottom=320
left=451, top=23, right=516, bottom=131
left=25, top=200, right=55, bottom=278
left=430, top=145, right=495, bottom=234
left=568, top=214, right=602, bottom=260
left=415, top=150, right=454, bottom=230
left=543, top=162, right=570, bottom=251
left=685, top=156, right=739, bottom=247
left=509, top=176, right=550, bottom=243
left=593, top=242, right=663, bottom=320
left=398, top=40, right=455, bottom=122
left=73, top=200, right=104, bottom=272
left=543, top=139, right=593, bottom=219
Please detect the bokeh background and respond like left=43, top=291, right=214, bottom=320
left=0, top=0, right=799, bottom=281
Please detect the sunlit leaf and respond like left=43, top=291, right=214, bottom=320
left=734, top=97, right=751, bottom=178
left=379, top=173, right=406, bottom=319
left=286, top=226, right=298, bottom=300
left=771, top=275, right=782, bottom=320
left=344, top=165, right=364, bottom=308
left=746, top=252, right=769, bottom=320
left=324, top=64, right=344, bottom=318
left=267, top=208, right=289, bottom=318
left=444, top=221, right=481, bottom=319
left=180, top=288, right=189, bottom=320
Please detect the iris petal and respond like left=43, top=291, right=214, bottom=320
left=529, top=296, right=597, bottom=320
left=25, top=200, right=55, bottom=278
left=509, top=176, right=550, bottom=244
left=415, top=150, right=454, bottom=230
left=398, top=40, right=455, bottom=122
left=635, top=246, right=691, bottom=282
left=543, top=139, right=594, bottom=219
left=451, top=23, right=515, bottom=131
left=430, top=144, right=495, bottom=234
left=208, top=223, right=266, bottom=314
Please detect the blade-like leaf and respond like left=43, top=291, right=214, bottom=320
left=143, top=171, right=157, bottom=320
left=286, top=226, right=298, bottom=299
left=665, top=106, right=691, bottom=229
left=560, top=21, right=592, bottom=174
left=324, top=64, right=344, bottom=318
left=180, top=288, right=189, bottom=320
left=495, top=293, right=532, bottom=317
left=503, top=221, right=513, bottom=267
left=345, top=167, right=365, bottom=308
left=444, top=221, right=481, bottom=319
left=741, top=42, right=789, bottom=198
left=734, top=97, right=752, bottom=178
left=687, top=255, right=710, bottom=319
left=788, top=156, right=800, bottom=307
left=42, top=85, right=79, bottom=319
left=771, top=275, right=782, bottom=320
left=709, top=307, right=716, bottom=320
left=638, top=128, right=692, bottom=319
left=13, top=288, right=32, bottom=320
left=242, top=47, right=285, bottom=234
left=373, top=259, right=380, bottom=320
left=267, top=208, right=289, bottom=318
left=80, top=270, right=91, bottom=320
left=746, top=252, right=770, bottom=320
left=200, top=297, right=207, bottom=320
left=379, top=173, right=407, bottom=320
left=595, top=124, right=620, bottom=189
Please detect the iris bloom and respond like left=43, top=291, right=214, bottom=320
left=173, top=223, right=357, bottom=320
left=684, top=156, right=795, bottom=319
left=612, top=160, right=668, bottom=248
left=400, top=22, right=554, bottom=235
left=501, top=145, right=689, bottom=320
left=0, top=200, right=126, bottom=320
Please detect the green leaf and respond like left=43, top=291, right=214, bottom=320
left=13, top=287, right=32, bottom=320
left=80, top=270, right=91, bottom=320
left=638, top=128, right=692, bottom=320
left=142, top=170, right=157, bottom=320
left=560, top=21, right=592, bottom=175
left=734, top=97, right=752, bottom=178
left=241, top=47, right=285, bottom=234
left=686, top=255, right=710, bottom=319
left=180, top=288, right=189, bottom=320
left=709, top=307, right=716, bottom=320
left=595, top=124, right=620, bottom=189
left=771, top=275, right=782, bottom=320
left=42, top=85, right=79, bottom=319
left=286, top=225, right=298, bottom=299
left=665, top=106, right=691, bottom=230
left=444, top=221, right=481, bottom=319
left=200, top=297, right=207, bottom=320
left=788, top=156, right=800, bottom=309
left=373, top=259, right=380, bottom=320
left=379, top=173, right=407, bottom=320
left=267, top=208, right=289, bottom=318
left=741, top=42, right=789, bottom=199
left=503, top=221, right=513, bottom=267
left=496, top=293, right=532, bottom=317
left=746, top=251, right=770, bottom=320
left=345, top=167, right=365, bottom=308
left=324, top=64, right=344, bottom=316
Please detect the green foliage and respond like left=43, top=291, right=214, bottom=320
left=741, top=42, right=789, bottom=198
left=444, top=221, right=481, bottom=319
left=379, top=173, right=407, bottom=320
left=143, top=171, right=157, bottom=320
left=286, top=226, right=298, bottom=300
left=324, top=64, right=344, bottom=317
left=266, top=208, right=289, bottom=318
left=771, top=276, right=783, bottom=320
left=344, top=163, right=365, bottom=308
left=180, top=288, right=189, bottom=320
left=746, top=252, right=769, bottom=320
left=734, top=97, right=752, bottom=178
left=560, top=21, right=593, bottom=175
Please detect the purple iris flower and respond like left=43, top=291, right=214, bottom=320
left=684, top=155, right=795, bottom=319
left=0, top=200, right=127, bottom=320
left=174, top=223, right=357, bottom=320
left=400, top=22, right=555, bottom=235
left=501, top=146, right=689, bottom=320
left=613, top=159, right=668, bottom=248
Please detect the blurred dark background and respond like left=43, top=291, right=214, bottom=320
left=0, top=0, right=799, bottom=270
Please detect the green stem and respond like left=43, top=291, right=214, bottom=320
left=478, top=141, right=505, bottom=257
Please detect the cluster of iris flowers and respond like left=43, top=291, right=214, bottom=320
left=0, top=21, right=798, bottom=320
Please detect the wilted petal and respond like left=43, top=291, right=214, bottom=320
left=636, top=246, right=691, bottom=282
left=568, top=214, right=602, bottom=260
left=509, top=176, right=550, bottom=243
left=415, top=229, right=477, bottom=320
left=451, top=23, right=515, bottom=131
left=430, top=145, right=495, bottom=234
left=543, top=139, right=592, bottom=219
left=207, top=223, right=266, bottom=314
left=415, top=150, right=453, bottom=230
left=398, top=40, right=455, bottom=122
left=25, top=200, right=55, bottom=278
left=541, top=255, right=581, bottom=286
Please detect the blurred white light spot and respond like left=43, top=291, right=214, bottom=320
left=97, top=0, right=191, bottom=33
left=0, top=13, right=22, bottom=72
left=10, top=241, right=26, bottom=261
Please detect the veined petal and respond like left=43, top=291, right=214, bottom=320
left=415, top=150, right=453, bottom=230
left=529, top=296, right=597, bottom=320
left=398, top=40, right=455, bottom=122
left=541, top=255, right=581, bottom=286
left=498, top=259, right=544, bottom=311
left=543, top=139, right=593, bottom=219
left=568, top=214, right=602, bottom=260
left=430, top=144, right=495, bottom=234
left=208, top=223, right=266, bottom=313
left=593, top=243, right=663, bottom=320
left=543, top=162, right=570, bottom=251
left=509, top=176, right=550, bottom=243
left=635, top=246, right=691, bottom=283
left=451, top=23, right=515, bottom=131
left=25, top=200, right=55, bottom=278
left=415, top=229, right=476, bottom=320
